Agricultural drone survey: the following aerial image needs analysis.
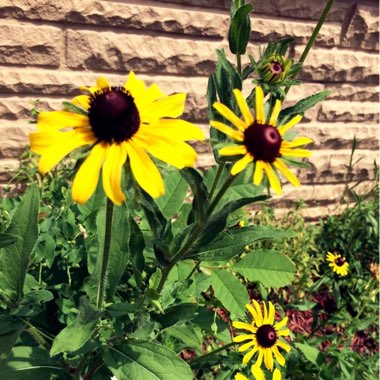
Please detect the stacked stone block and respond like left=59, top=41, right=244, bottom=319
left=0, top=0, right=378, bottom=219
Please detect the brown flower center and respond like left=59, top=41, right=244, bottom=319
left=256, top=324, right=277, bottom=348
left=271, top=61, right=283, bottom=75
left=88, top=87, right=140, bottom=143
left=335, top=257, right=346, bottom=267
left=244, top=122, right=282, bottom=162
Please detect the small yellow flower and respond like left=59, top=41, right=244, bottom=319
left=326, top=252, right=349, bottom=276
left=235, top=366, right=282, bottom=380
left=211, top=86, right=312, bottom=195
left=233, top=300, right=291, bottom=370
left=29, top=72, right=204, bottom=205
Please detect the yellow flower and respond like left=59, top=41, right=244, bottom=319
left=235, top=366, right=282, bottom=380
left=210, top=86, right=312, bottom=195
left=29, top=72, right=204, bottom=205
left=232, top=300, right=291, bottom=370
left=326, top=252, right=349, bottom=276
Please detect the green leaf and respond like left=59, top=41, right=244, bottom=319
left=155, top=303, right=199, bottom=328
left=210, top=270, right=249, bottom=319
left=0, top=184, right=39, bottom=300
left=279, top=91, right=331, bottom=121
left=0, top=346, right=62, bottom=379
left=188, top=226, right=294, bottom=261
left=50, top=297, right=101, bottom=356
left=104, top=341, right=193, bottom=380
left=0, top=316, right=24, bottom=359
left=128, top=212, right=145, bottom=287
left=180, top=168, right=209, bottom=223
left=77, top=177, right=105, bottom=219
left=156, top=171, right=188, bottom=219
left=294, top=342, right=323, bottom=366
left=228, top=3, right=253, bottom=54
left=164, top=324, right=202, bottom=351
left=233, top=249, right=296, bottom=288
left=0, top=233, right=20, bottom=248
left=85, top=203, right=132, bottom=302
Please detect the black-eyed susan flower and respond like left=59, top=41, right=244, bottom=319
left=258, top=54, right=291, bottom=84
left=326, top=251, right=349, bottom=277
left=235, top=366, right=282, bottom=380
left=210, top=86, right=312, bottom=195
left=232, top=300, right=291, bottom=374
left=29, top=73, right=204, bottom=205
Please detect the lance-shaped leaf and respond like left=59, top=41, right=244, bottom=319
left=233, top=249, right=296, bottom=288
left=210, top=269, right=249, bottom=319
left=50, top=297, right=101, bottom=356
left=228, top=3, right=253, bottom=54
left=103, top=341, right=193, bottom=380
left=188, top=226, right=294, bottom=261
left=0, top=184, right=39, bottom=300
left=0, top=233, right=20, bottom=249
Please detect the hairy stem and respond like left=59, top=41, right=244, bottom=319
left=96, top=198, right=114, bottom=309
left=188, top=341, right=237, bottom=365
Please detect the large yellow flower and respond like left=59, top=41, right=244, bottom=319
left=29, top=73, right=204, bottom=205
left=326, top=251, right=349, bottom=277
left=211, top=86, right=312, bottom=195
left=232, top=301, right=291, bottom=374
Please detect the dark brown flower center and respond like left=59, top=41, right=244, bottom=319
left=244, top=122, right=282, bottom=162
left=335, top=257, right=346, bottom=267
left=256, top=324, right=277, bottom=348
left=271, top=61, right=283, bottom=74
left=88, top=87, right=140, bottom=143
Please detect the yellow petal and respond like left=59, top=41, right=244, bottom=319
left=281, top=137, right=313, bottom=148
left=263, top=162, right=282, bottom=195
left=272, top=345, right=285, bottom=366
left=275, top=317, right=288, bottom=331
left=72, top=143, right=107, bottom=204
left=37, top=131, right=95, bottom=174
left=235, top=373, right=249, bottom=380
left=140, top=93, right=186, bottom=123
left=268, top=301, right=275, bottom=325
left=210, top=120, right=244, bottom=141
left=252, top=299, right=263, bottom=327
left=273, top=368, right=282, bottom=380
left=277, top=328, right=290, bottom=337
left=232, top=321, right=257, bottom=333
left=269, top=99, right=282, bottom=126
left=263, top=302, right=268, bottom=324
left=255, top=86, right=265, bottom=124
left=243, top=346, right=259, bottom=365
left=231, top=153, right=253, bottom=176
left=102, top=143, right=128, bottom=206
left=233, top=89, right=254, bottom=126
left=140, top=119, right=205, bottom=141
left=253, top=160, right=264, bottom=186
left=276, top=340, right=291, bottom=352
left=96, top=77, right=110, bottom=89
left=138, top=83, right=166, bottom=111
left=273, top=159, right=300, bottom=188
left=278, top=115, right=302, bottom=135
left=263, top=348, right=274, bottom=370
left=219, top=145, right=247, bottom=156
left=213, top=101, right=247, bottom=132
left=124, top=71, right=146, bottom=100
left=251, top=364, right=265, bottom=380
left=246, top=303, right=260, bottom=322
left=233, top=334, right=256, bottom=343
left=71, top=95, right=91, bottom=111
left=37, top=111, right=89, bottom=131
left=239, top=339, right=257, bottom=352
left=280, top=147, right=311, bottom=158
left=125, top=139, right=164, bottom=198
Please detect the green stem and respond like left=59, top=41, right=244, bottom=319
left=207, top=174, right=237, bottom=216
left=188, top=341, right=237, bottom=366
left=209, top=163, right=225, bottom=201
left=96, top=198, right=114, bottom=309
left=285, top=0, right=334, bottom=94
left=237, top=53, right=242, bottom=75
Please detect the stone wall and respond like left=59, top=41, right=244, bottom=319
left=0, top=0, right=378, bottom=219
